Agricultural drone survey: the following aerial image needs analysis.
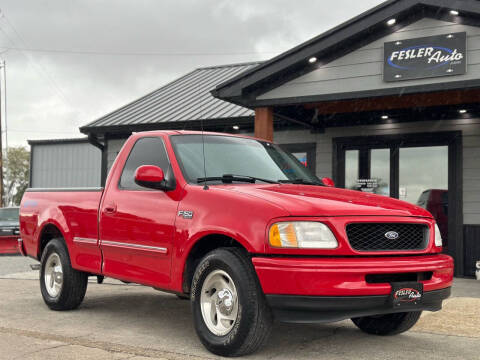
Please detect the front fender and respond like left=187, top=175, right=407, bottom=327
left=170, top=185, right=289, bottom=292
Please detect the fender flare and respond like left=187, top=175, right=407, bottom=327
left=35, top=218, right=72, bottom=259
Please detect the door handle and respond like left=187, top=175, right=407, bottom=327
left=104, top=203, right=117, bottom=214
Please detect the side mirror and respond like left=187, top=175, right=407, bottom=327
left=134, top=165, right=165, bottom=190
left=322, top=177, right=335, bottom=187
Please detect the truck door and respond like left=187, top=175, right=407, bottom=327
left=99, top=136, right=177, bottom=288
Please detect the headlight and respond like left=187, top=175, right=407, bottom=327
left=434, top=224, right=443, bottom=247
left=269, top=222, right=338, bottom=249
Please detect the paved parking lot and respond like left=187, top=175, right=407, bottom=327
left=1, top=255, right=479, bottom=360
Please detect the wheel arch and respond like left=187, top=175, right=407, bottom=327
left=181, top=233, right=249, bottom=295
left=37, top=222, right=67, bottom=260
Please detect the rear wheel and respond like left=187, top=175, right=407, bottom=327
left=191, top=248, right=272, bottom=357
left=351, top=311, right=422, bottom=335
left=40, top=238, right=88, bottom=310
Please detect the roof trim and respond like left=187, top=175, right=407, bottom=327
left=28, top=137, right=89, bottom=145
left=212, top=0, right=480, bottom=107
left=81, top=116, right=255, bottom=136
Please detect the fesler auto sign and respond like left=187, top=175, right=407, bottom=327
left=384, top=32, right=467, bottom=82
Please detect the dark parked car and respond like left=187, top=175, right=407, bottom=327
left=0, top=207, right=20, bottom=254
left=417, top=190, right=448, bottom=250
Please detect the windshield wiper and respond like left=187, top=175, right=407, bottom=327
left=197, top=174, right=280, bottom=184
left=278, top=178, right=323, bottom=186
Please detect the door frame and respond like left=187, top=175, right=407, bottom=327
left=332, top=131, right=463, bottom=276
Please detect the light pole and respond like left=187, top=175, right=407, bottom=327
left=0, top=60, right=4, bottom=207
left=2, top=60, right=7, bottom=154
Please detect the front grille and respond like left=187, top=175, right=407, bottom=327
left=346, top=223, right=428, bottom=251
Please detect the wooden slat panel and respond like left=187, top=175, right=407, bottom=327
left=254, top=107, right=274, bottom=141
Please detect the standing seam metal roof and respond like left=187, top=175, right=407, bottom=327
left=80, top=62, right=260, bottom=131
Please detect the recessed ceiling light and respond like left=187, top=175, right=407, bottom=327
left=387, top=18, right=396, bottom=26
left=459, top=109, right=467, bottom=114
left=381, top=115, right=389, bottom=120
left=450, top=10, right=459, bottom=16
left=308, top=56, right=317, bottom=64
left=395, top=41, right=402, bottom=46
left=232, top=125, right=240, bottom=130
left=446, top=34, right=454, bottom=39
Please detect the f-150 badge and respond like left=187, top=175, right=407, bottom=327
left=178, top=210, right=194, bottom=219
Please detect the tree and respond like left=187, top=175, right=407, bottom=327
left=3, top=146, right=30, bottom=206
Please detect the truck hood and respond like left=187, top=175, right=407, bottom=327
left=226, top=184, right=432, bottom=218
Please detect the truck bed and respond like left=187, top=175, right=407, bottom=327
left=20, top=187, right=104, bottom=274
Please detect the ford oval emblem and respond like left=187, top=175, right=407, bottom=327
left=385, top=231, right=399, bottom=240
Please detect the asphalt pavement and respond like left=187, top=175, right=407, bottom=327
left=1, top=255, right=479, bottom=360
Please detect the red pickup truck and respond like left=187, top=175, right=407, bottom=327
left=19, top=131, right=453, bottom=356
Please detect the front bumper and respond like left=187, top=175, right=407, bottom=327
left=252, top=254, right=453, bottom=296
left=253, top=254, right=453, bottom=323
left=266, top=287, right=451, bottom=323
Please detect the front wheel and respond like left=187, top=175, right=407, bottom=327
left=40, top=238, right=88, bottom=311
left=351, top=311, right=422, bottom=336
left=191, top=248, right=272, bottom=357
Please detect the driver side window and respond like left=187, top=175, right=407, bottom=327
left=119, top=137, right=170, bottom=190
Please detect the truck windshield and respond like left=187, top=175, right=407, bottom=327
left=170, top=135, right=322, bottom=185
left=0, top=208, right=19, bottom=221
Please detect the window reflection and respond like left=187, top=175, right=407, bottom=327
left=370, top=149, right=390, bottom=196
left=399, top=146, right=448, bottom=204
left=345, top=150, right=359, bottom=190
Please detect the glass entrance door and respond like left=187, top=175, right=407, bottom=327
left=399, top=146, right=449, bottom=247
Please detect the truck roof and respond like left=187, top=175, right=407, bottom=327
left=131, top=130, right=270, bottom=143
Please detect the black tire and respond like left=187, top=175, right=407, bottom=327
left=191, top=248, right=272, bottom=357
left=176, top=294, right=190, bottom=300
left=351, top=311, right=422, bottom=336
left=40, top=238, right=88, bottom=311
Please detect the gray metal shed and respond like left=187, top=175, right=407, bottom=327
left=28, top=138, right=102, bottom=188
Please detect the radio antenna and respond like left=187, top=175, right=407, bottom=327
left=201, top=112, right=208, bottom=190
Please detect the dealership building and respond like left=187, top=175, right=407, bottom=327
left=30, top=0, right=480, bottom=276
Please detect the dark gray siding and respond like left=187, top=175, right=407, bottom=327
left=258, top=18, right=480, bottom=100
left=31, top=142, right=101, bottom=188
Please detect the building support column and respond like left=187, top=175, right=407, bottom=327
left=254, top=107, right=274, bottom=141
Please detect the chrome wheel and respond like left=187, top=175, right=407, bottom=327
left=44, top=253, right=63, bottom=298
left=200, top=269, right=239, bottom=336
